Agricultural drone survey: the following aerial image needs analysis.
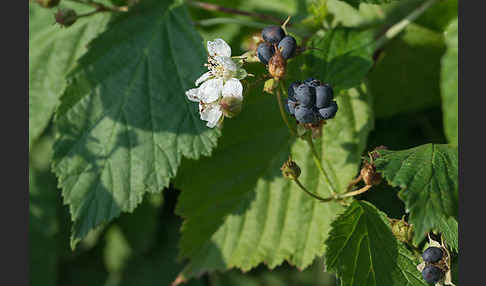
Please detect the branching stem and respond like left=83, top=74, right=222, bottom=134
left=276, top=81, right=297, bottom=137
left=67, top=0, right=128, bottom=12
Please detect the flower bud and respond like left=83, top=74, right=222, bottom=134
left=388, top=217, right=414, bottom=243
left=281, top=158, right=301, bottom=180
left=268, top=46, right=286, bottom=80
left=360, top=161, right=381, bottom=186
left=35, top=0, right=61, bottom=8
left=219, top=96, right=242, bottom=118
left=55, top=8, right=77, bottom=27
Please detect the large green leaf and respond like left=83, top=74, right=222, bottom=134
left=369, top=24, right=445, bottom=118
left=435, top=216, right=458, bottom=253
left=441, top=18, right=458, bottom=145
left=175, top=68, right=373, bottom=279
left=288, top=27, right=375, bottom=93
left=29, top=2, right=111, bottom=150
left=374, top=144, right=458, bottom=243
left=325, top=201, right=427, bottom=286
left=52, top=0, right=220, bottom=248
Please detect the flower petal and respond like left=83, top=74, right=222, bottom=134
left=198, top=78, right=223, bottom=103
left=200, top=103, right=222, bottom=128
left=185, top=88, right=200, bottom=102
left=215, top=56, right=237, bottom=73
left=222, top=78, right=243, bottom=100
left=195, top=71, right=212, bottom=86
left=207, top=38, right=231, bottom=57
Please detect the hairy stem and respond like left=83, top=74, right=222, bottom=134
left=294, top=179, right=334, bottom=202
left=187, top=0, right=282, bottom=24
left=375, top=0, right=439, bottom=49
left=276, top=81, right=297, bottom=137
left=303, top=133, right=337, bottom=196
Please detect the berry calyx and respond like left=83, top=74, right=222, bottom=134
left=422, top=247, right=444, bottom=263
left=421, top=265, right=444, bottom=284
left=268, top=47, right=286, bottom=80
left=54, top=8, right=77, bottom=27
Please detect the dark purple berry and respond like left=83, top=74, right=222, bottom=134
left=288, top=81, right=301, bottom=101
left=318, top=101, right=338, bottom=119
left=422, top=265, right=443, bottom=284
left=294, top=84, right=315, bottom=107
left=315, top=84, right=333, bottom=108
left=262, top=26, right=285, bottom=44
left=257, top=42, right=275, bottom=65
left=294, top=106, right=317, bottom=124
left=422, top=247, right=444, bottom=263
left=278, top=35, right=297, bottom=59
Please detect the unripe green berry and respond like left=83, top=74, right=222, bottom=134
left=281, top=158, right=301, bottom=180
left=55, top=8, right=77, bottom=27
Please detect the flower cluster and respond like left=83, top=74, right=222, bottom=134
left=185, top=39, right=247, bottom=128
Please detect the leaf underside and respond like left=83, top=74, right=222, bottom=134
left=374, top=144, right=458, bottom=244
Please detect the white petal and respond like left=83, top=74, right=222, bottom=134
left=195, top=71, right=212, bottom=86
left=185, top=88, right=200, bottom=102
left=198, top=78, right=223, bottom=103
left=199, top=103, right=222, bottom=128
left=215, top=56, right=237, bottom=72
left=222, top=78, right=243, bottom=100
left=207, top=38, right=231, bottom=57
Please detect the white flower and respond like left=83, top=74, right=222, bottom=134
left=185, top=39, right=247, bottom=128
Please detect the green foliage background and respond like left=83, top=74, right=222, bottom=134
left=29, top=0, right=458, bottom=285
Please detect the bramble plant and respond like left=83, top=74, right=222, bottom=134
left=29, top=0, right=458, bottom=286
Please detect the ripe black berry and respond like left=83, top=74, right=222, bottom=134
left=278, top=36, right=297, bottom=59
left=422, top=247, right=444, bottom=263
left=318, top=101, right=338, bottom=119
left=257, top=42, right=275, bottom=65
left=421, top=265, right=443, bottom=284
left=315, top=84, right=333, bottom=108
left=262, top=26, right=285, bottom=44
left=294, top=84, right=315, bottom=107
left=288, top=81, right=301, bottom=101
left=285, top=101, right=297, bottom=115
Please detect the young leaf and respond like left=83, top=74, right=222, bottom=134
left=174, top=81, right=373, bottom=279
left=325, top=201, right=427, bottom=286
left=441, top=18, right=458, bottom=145
left=52, top=0, right=220, bottom=248
left=374, top=144, right=458, bottom=244
left=436, top=216, right=458, bottom=253
left=29, top=3, right=111, bottom=150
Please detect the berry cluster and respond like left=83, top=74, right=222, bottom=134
left=285, top=78, right=338, bottom=124
left=257, top=26, right=297, bottom=65
left=421, top=246, right=445, bottom=284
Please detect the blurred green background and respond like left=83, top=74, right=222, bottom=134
left=29, top=0, right=457, bottom=285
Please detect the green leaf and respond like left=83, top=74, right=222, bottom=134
left=369, top=24, right=445, bottom=118
left=336, top=0, right=398, bottom=9
left=52, top=0, right=220, bottom=248
left=289, top=27, right=375, bottom=92
left=175, top=75, right=373, bottom=279
left=325, top=201, right=427, bottom=286
left=29, top=2, right=111, bottom=150
left=441, top=18, right=458, bottom=145
left=30, top=155, right=60, bottom=286
left=374, top=144, right=458, bottom=243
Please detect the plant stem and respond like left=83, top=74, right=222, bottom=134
left=187, top=0, right=282, bottom=24
left=303, top=134, right=337, bottom=196
left=276, top=81, right=297, bottom=137
left=375, top=0, right=439, bottom=49
left=67, top=0, right=128, bottom=12
left=337, top=185, right=372, bottom=199
left=294, top=179, right=334, bottom=202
